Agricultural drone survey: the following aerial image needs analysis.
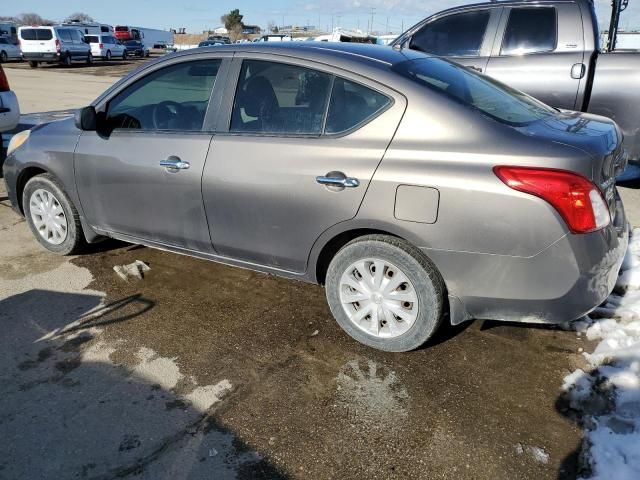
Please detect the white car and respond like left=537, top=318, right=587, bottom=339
left=0, top=64, right=19, bottom=133
left=85, top=34, right=127, bottom=60
left=0, top=37, right=21, bottom=62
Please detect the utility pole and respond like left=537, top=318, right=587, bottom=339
left=386, top=16, right=389, bottom=34
left=369, top=7, right=375, bottom=34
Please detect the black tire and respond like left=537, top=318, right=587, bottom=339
left=63, top=53, right=72, bottom=66
left=0, top=51, right=7, bottom=63
left=22, top=174, right=85, bottom=256
left=325, top=235, right=445, bottom=352
left=105, top=50, right=111, bottom=61
left=86, top=53, right=93, bottom=65
left=122, top=50, right=127, bottom=60
left=28, top=61, right=39, bottom=68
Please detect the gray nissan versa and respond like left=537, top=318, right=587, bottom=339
left=2, top=43, right=629, bottom=352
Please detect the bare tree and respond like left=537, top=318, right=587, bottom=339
left=17, top=13, right=55, bottom=26
left=268, top=21, right=279, bottom=34
left=64, top=12, right=95, bottom=23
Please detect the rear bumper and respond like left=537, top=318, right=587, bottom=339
left=426, top=196, right=629, bottom=325
left=21, top=52, right=60, bottom=61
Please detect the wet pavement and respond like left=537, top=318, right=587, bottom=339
left=0, top=181, right=596, bottom=479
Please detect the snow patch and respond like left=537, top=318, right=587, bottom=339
left=564, top=227, right=640, bottom=479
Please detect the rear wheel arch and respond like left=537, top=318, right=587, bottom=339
left=315, top=228, right=400, bottom=285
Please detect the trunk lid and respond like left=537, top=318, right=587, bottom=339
left=518, top=111, right=627, bottom=223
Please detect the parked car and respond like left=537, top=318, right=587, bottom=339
left=392, top=0, right=640, bottom=167
left=122, top=40, right=146, bottom=57
left=18, top=26, right=92, bottom=67
left=198, top=40, right=225, bottom=47
left=2, top=43, right=628, bottom=352
left=86, top=34, right=127, bottom=60
left=207, top=35, right=231, bottom=44
left=0, top=37, right=20, bottom=62
left=0, top=64, right=20, bottom=168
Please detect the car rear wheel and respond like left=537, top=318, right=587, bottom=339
left=63, top=53, right=72, bottom=66
left=23, top=174, right=85, bottom=255
left=105, top=50, right=111, bottom=61
left=325, top=235, right=445, bottom=352
left=122, top=50, right=127, bottom=60
left=0, top=51, right=7, bottom=63
left=28, top=61, right=38, bottom=68
left=86, top=53, right=93, bottom=65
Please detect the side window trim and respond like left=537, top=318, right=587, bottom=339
left=495, top=6, right=558, bottom=57
left=220, top=57, right=394, bottom=139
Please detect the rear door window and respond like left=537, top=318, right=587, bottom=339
left=106, top=59, right=221, bottom=131
left=500, top=8, right=557, bottom=55
left=230, top=60, right=332, bottom=135
left=86, top=35, right=99, bottom=44
left=410, top=10, right=490, bottom=57
left=21, top=28, right=53, bottom=41
left=325, top=78, right=391, bottom=134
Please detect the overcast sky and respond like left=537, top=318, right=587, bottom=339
left=7, top=0, right=640, bottom=33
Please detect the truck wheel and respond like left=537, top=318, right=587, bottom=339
left=325, top=235, right=445, bottom=352
left=28, top=61, right=38, bottom=68
left=0, top=51, right=7, bottom=63
left=22, top=174, right=86, bottom=256
left=63, top=53, right=72, bottom=66
left=105, top=50, right=111, bottom=61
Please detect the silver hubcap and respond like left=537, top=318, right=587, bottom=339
left=339, top=258, right=419, bottom=339
left=29, top=189, right=68, bottom=245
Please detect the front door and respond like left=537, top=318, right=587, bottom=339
left=202, top=57, right=406, bottom=273
left=75, top=57, right=225, bottom=252
left=484, top=4, right=585, bottom=110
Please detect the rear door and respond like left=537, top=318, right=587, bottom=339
left=202, top=56, right=406, bottom=272
left=406, top=7, right=502, bottom=74
left=75, top=55, right=230, bottom=251
left=484, top=3, right=585, bottom=110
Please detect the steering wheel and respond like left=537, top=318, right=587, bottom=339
left=152, top=101, right=184, bottom=129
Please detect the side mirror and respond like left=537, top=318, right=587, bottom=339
left=75, top=106, right=97, bottom=131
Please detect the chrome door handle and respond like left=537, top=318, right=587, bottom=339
left=316, top=175, right=360, bottom=188
left=160, top=158, right=190, bottom=170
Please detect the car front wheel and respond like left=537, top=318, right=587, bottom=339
left=325, top=235, right=445, bottom=352
left=22, top=174, right=85, bottom=255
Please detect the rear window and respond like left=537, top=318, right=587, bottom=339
left=20, top=28, right=53, bottom=41
left=392, top=58, right=555, bottom=126
left=86, top=35, right=99, bottom=43
left=115, top=26, right=128, bottom=32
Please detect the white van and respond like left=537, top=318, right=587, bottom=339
left=18, top=26, right=92, bottom=68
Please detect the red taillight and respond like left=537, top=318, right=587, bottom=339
left=494, top=166, right=610, bottom=234
left=55, top=39, right=60, bottom=52
left=99, top=43, right=104, bottom=49
left=0, top=66, right=9, bottom=92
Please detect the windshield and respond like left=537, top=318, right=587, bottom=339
left=85, top=35, right=99, bottom=43
left=125, top=40, right=138, bottom=46
left=392, top=58, right=555, bottom=126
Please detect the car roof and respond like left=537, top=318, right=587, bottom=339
left=174, top=42, right=426, bottom=69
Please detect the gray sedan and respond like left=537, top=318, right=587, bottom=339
left=2, top=43, right=629, bottom=352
